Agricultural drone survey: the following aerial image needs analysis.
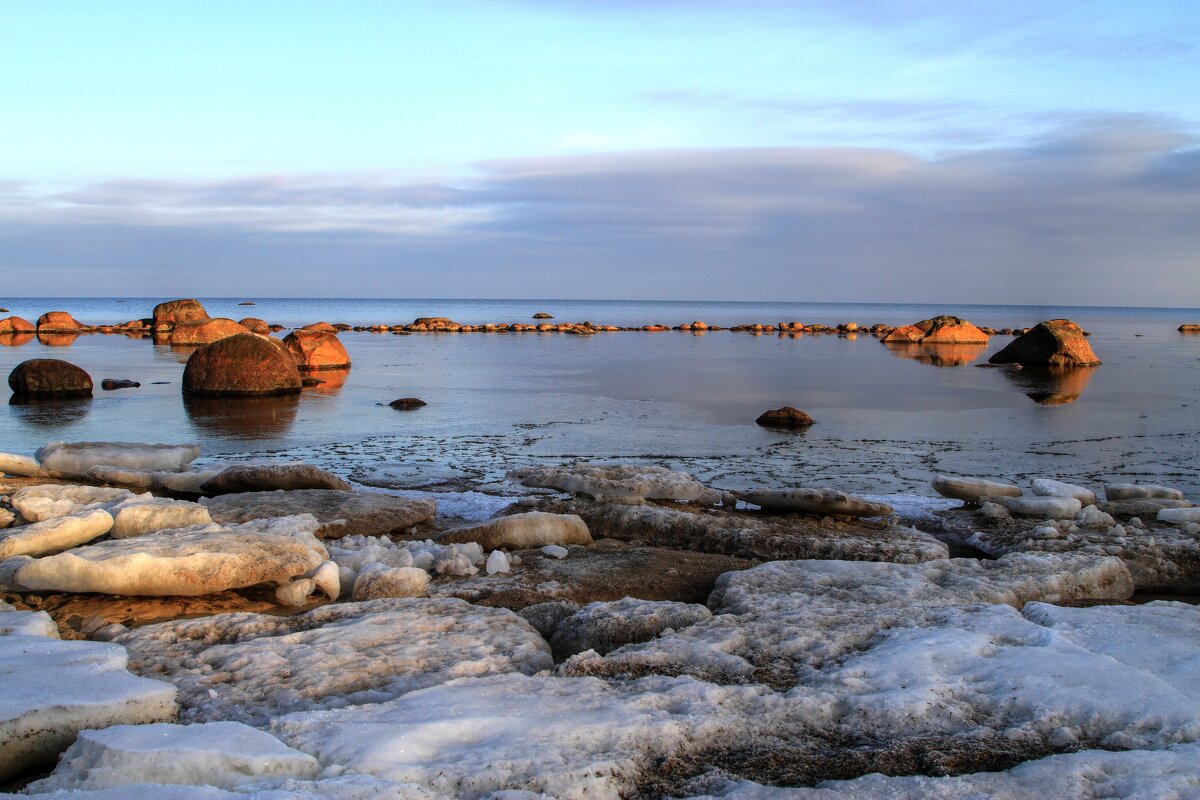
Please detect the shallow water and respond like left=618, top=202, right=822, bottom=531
left=1, top=298, right=1198, bottom=508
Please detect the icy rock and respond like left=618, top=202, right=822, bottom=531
left=1159, top=507, right=1200, bottom=525
left=988, top=495, right=1081, bottom=519
left=436, top=512, right=592, bottom=550
left=517, top=600, right=580, bottom=639
left=0, top=452, right=51, bottom=478
left=202, top=489, right=436, bottom=539
left=0, top=508, right=113, bottom=559
left=26, top=722, right=320, bottom=792
left=308, top=559, right=340, bottom=599
left=542, top=545, right=569, bottom=559
left=509, top=463, right=723, bottom=504
left=932, top=474, right=1022, bottom=505
left=9, top=515, right=327, bottom=596
left=1031, top=478, right=1097, bottom=506
left=486, top=550, right=511, bottom=575
left=115, top=598, right=552, bottom=725
left=1105, top=483, right=1185, bottom=501
left=200, top=464, right=351, bottom=494
left=352, top=564, right=430, bottom=600
left=276, top=578, right=317, bottom=607
left=550, top=597, right=712, bottom=658
left=10, top=484, right=134, bottom=522
left=0, top=634, right=178, bottom=783
left=736, top=488, right=892, bottom=518
left=110, top=497, right=213, bottom=538
left=35, top=441, right=200, bottom=476
left=1076, top=504, right=1116, bottom=529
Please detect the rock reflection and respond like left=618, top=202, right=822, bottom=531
left=884, top=342, right=987, bottom=367
left=1003, top=366, right=1096, bottom=405
left=8, top=396, right=91, bottom=425
left=0, top=333, right=34, bottom=347
left=184, top=394, right=299, bottom=437
left=303, top=368, right=349, bottom=394
left=36, top=332, right=80, bottom=347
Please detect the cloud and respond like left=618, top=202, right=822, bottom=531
left=1, top=118, right=1197, bottom=305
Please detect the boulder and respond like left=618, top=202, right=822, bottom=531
left=435, top=512, right=592, bottom=550
left=35, top=441, right=200, bottom=475
left=1180, top=324, right=1200, bottom=333
left=8, top=358, right=93, bottom=398
left=533, top=312, right=554, bottom=319
left=152, top=299, right=208, bottom=329
left=35, top=311, right=86, bottom=331
left=201, top=489, right=436, bottom=539
left=199, top=464, right=352, bottom=493
left=388, top=397, right=427, bottom=409
left=0, top=315, right=35, bottom=334
left=988, top=319, right=1101, bottom=366
left=282, top=329, right=351, bottom=371
left=100, top=378, right=140, bottom=390
left=169, top=318, right=250, bottom=346
left=300, top=322, right=337, bottom=333
left=737, top=488, right=892, bottom=518
left=880, top=315, right=990, bottom=345
left=181, top=334, right=302, bottom=396
left=933, top=475, right=1022, bottom=505
left=754, top=406, right=815, bottom=429
left=509, top=463, right=722, bottom=505
left=0, top=509, right=114, bottom=558
left=237, top=317, right=270, bottom=335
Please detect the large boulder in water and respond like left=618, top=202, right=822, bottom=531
left=282, top=330, right=351, bottom=371
left=8, top=359, right=93, bottom=398
left=237, top=317, right=270, bottom=335
left=169, top=318, right=250, bottom=346
left=182, top=333, right=301, bottom=396
left=35, top=311, right=86, bottom=332
left=152, top=299, right=208, bottom=330
left=988, top=319, right=1100, bottom=366
left=881, top=315, right=989, bottom=344
left=0, top=316, right=35, bottom=334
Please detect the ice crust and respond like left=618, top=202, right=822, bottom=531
left=10, top=485, right=134, bottom=522
left=326, top=534, right=484, bottom=574
left=109, top=497, right=214, bottom=538
left=114, top=598, right=553, bottom=725
left=35, top=441, right=200, bottom=475
left=0, top=508, right=113, bottom=558
left=509, top=463, right=723, bottom=504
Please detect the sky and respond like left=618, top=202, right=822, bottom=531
left=1, top=0, right=1198, bottom=305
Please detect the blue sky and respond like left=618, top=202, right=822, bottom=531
left=2, top=0, right=1198, bottom=304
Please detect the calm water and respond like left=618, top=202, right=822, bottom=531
left=1, top=298, right=1198, bottom=505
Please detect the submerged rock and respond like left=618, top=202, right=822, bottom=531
left=510, top=463, right=723, bottom=505
left=8, top=359, right=93, bottom=398
left=202, top=489, right=436, bottom=539
left=988, top=319, right=1101, bottom=367
left=199, top=464, right=352, bottom=493
left=435, top=511, right=592, bottom=550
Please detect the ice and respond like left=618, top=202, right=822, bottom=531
left=115, top=598, right=553, bottom=726
left=10, top=484, right=134, bottom=522
left=27, top=722, right=320, bottom=792
left=486, top=550, right=511, bottom=575
left=326, top=535, right=483, bottom=574
left=0, top=452, right=51, bottom=478
left=352, top=564, right=430, bottom=599
left=1076, top=504, right=1117, bottom=528
left=858, top=492, right=956, bottom=525
left=8, top=515, right=328, bottom=596
left=437, top=512, right=592, bottom=551
left=1106, top=483, right=1186, bottom=501
left=276, top=578, right=317, bottom=606
left=990, top=494, right=1082, bottom=518
left=308, top=559, right=340, bottom=599
left=1031, top=478, right=1097, bottom=506
left=3, top=775, right=448, bottom=799
left=549, top=597, right=712, bottom=658
left=35, top=441, right=200, bottom=475
left=541, top=545, right=568, bottom=559
left=932, top=474, right=1021, bottom=504
left=0, top=508, right=113, bottom=558
left=1160, top=507, right=1200, bottom=524
left=736, top=488, right=892, bottom=518
left=0, top=603, right=58, bottom=637
left=509, top=463, right=723, bottom=504
left=109, top=497, right=214, bottom=538
left=202, top=489, right=436, bottom=539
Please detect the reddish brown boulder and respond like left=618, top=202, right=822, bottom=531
left=988, top=319, right=1101, bottom=367
left=182, top=333, right=302, bottom=396
left=238, top=317, right=270, bottom=335
left=880, top=315, right=988, bottom=345
left=755, top=406, right=815, bottom=429
left=301, top=322, right=337, bottom=333
left=0, top=316, right=35, bottom=334
left=1180, top=324, right=1200, bottom=333
left=35, top=311, right=86, bottom=332
left=282, top=330, right=351, bottom=371
left=8, top=358, right=93, bottom=398
left=170, top=318, right=251, bottom=346
left=152, top=299, right=208, bottom=330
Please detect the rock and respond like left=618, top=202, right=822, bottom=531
left=300, top=322, right=338, bottom=333
left=1031, top=478, right=1097, bottom=506
left=0, top=315, right=35, bottom=334
left=0, top=633, right=177, bottom=783
left=7, top=515, right=328, bottom=596
left=388, top=397, right=427, bottom=409
left=352, top=564, right=430, bottom=600
left=0, top=508, right=114, bottom=558
left=988, top=319, right=1101, bottom=366
left=533, top=312, right=554, bottom=319
left=1159, top=507, right=1200, bottom=525
left=412, top=317, right=457, bottom=327
left=1180, top=323, right=1200, bottom=332
left=114, top=598, right=551, bottom=725
left=754, top=406, right=815, bottom=429
left=510, top=463, right=723, bottom=505
left=736, top=488, right=892, bottom=518
left=549, top=597, right=712, bottom=658
left=10, top=484, right=134, bottom=521
left=182, top=333, right=302, bottom=396
left=237, top=317, right=270, bottom=335
left=987, top=495, right=1082, bottom=519
left=201, top=489, right=435, bottom=539
left=282, top=330, right=352, bottom=371
left=199, top=464, right=352, bottom=493
left=36, top=441, right=200, bottom=475
left=35, top=311, right=86, bottom=331
left=170, top=318, right=251, bottom=346
left=110, top=498, right=213, bottom=538
left=435, top=512, right=592, bottom=550
left=1105, top=483, right=1185, bottom=501
left=100, top=378, right=140, bottom=390
left=880, top=315, right=989, bottom=344
left=152, top=299, right=208, bottom=330
left=8, top=358, right=93, bottom=398
left=26, top=722, right=320, bottom=792
left=932, top=474, right=1022, bottom=505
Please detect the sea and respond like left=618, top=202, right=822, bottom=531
left=2, top=298, right=1198, bottom=522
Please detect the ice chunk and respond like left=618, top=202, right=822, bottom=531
left=1076, top=504, right=1116, bottom=528
left=10, top=484, right=134, bottom=522
left=352, top=564, right=430, bottom=600
left=276, top=578, right=316, bottom=607
left=932, top=475, right=1021, bottom=505
left=0, top=452, right=51, bottom=478
left=1105, top=483, right=1185, bottom=501
left=551, top=597, right=712, bottom=658
left=542, top=545, right=569, bottom=559
left=109, top=497, right=213, bottom=538
left=202, top=489, right=436, bottom=539
left=736, top=488, right=892, bottom=518
left=308, top=559, right=340, bottom=599
left=36, top=441, right=200, bottom=476
left=0, top=509, right=113, bottom=559
left=486, top=550, right=511, bottom=575
left=509, top=463, right=723, bottom=504
left=0, top=605, right=58, bottom=638
left=326, top=535, right=482, bottom=574
left=1031, top=478, right=1097, bottom=506
left=436, top=512, right=592, bottom=550
left=988, top=495, right=1082, bottom=518
left=1159, top=507, right=1200, bottom=525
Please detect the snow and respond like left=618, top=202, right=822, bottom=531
left=1031, top=478, right=1097, bottom=506
left=26, top=722, right=320, bottom=792
left=436, top=512, right=592, bottom=550
left=0, top=508, right=113, bottom=558
left=114, top=598, right=553, bottom=726
left=352, top=564, right=430, bottom=599
left=35, top=441, right=200, bottom=475
left=549, top=597, right=712, bottom=658
left=9, top=484, right=134, bottom=522
left=509, top=463, right=723, bottom=504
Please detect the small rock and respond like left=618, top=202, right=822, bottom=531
left=389, top=397, right=427, bottom=409
left=755, top=406, right=815, bottom=429
left=100, top=379, right=141, bottom=390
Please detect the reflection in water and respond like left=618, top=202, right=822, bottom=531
left=0, top=333, right=34, bottom=347
left=184, top=393, right=300, bottom=438
left=37, top=332, right=80, bottom=347
left=884, top=342, right=987, bottom=367
left=1003, top=366, right=1096, bottom=405
left=9, top=396, right=91, bottom=425
left=303, top=368, right=349, bottom=394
